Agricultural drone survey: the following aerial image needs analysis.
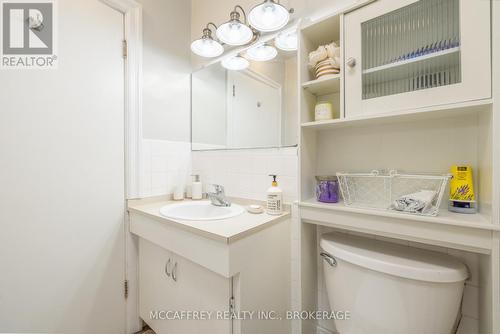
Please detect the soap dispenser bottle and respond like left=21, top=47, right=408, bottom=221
left=267, top=175, right=283, bottom=215
left=191, top=174, right=203, bottom=200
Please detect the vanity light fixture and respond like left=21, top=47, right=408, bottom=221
left=248, top=0, right=292, bottom=32
left=190, top=23, right=224, bottom=58
left=246, top=43, right=278, bottom=61
left=216, top=5, right=255, bottom=46
left=221, top=55, right=250, bottom=70
left=275, top=30, right=297, bottom=51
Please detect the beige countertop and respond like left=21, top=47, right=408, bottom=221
left=128, top=196, right=290, bottom=244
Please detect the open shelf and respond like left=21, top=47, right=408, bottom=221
left=301, top=99, right=492, bottom=131
left=302, top=74, right=340, bottom=96
left=300, top=198, right=496, bottom=231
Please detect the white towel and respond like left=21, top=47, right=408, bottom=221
left=392, top=190, right=437, bottom=213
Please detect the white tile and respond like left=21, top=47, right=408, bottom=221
left=151, top=156, right=168, bottom=172
left=456, top=316, right=479, bottom=334
left=281, top=155, right=298, bottom=177
left=462, top=285, right=479, bottom=319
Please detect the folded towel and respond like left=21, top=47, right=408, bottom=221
left=392, top=190, right=437, bottom=213
left=308, top=46, right=328, bottom=68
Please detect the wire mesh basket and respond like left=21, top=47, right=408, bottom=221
left=336, top=170, right=451, bottom=216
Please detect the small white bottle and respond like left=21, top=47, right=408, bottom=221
left=267, top=175, right=283, bottom=215
left=191, top=174, right=203, bottom=200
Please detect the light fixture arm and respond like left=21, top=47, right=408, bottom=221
left=202, top=22, right=219, bottom=39
left=232, top=5, right=248, bottom=24
left=206, top=22, right=218, bottom=32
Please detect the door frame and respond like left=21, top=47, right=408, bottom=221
left=98, top=1, right=143, bottom=333
left=99, top=0, right=143, bottom=200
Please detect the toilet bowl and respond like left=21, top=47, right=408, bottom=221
left=320, top=233, right=468, bottom=334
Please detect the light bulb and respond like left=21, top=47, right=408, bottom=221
left=190, top=37, right=224, bottom=58
left=275, top=30, right=297, bottom=51
left=249, top=0, right=290, bottom=32
left=216, top=20, right=253, bottom=46
left=246, top=44, right=278, bottom=61
left=221, top=55, right=250, bottom=70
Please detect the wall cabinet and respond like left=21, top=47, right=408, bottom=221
left=344, top=0, right=491, bottom=116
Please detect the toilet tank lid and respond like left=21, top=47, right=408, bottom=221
left=320, top=233, right=468, bottom=283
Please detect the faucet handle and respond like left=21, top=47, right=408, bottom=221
left=210, top=184, right=225, bottom=194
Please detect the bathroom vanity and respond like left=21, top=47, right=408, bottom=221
left=128, top=198, right=291, bottom=334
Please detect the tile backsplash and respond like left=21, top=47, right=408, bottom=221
left=141, top=139, right=192, bottom=197
left=192, top=147, right=298, bottom=203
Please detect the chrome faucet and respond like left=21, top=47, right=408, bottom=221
left=207, top=184, right=231, bottom=207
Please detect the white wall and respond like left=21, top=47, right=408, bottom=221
left=138, top=0, right=193, bottom=194
left=140, top=0, right=192, bottom=142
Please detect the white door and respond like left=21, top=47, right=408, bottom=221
left=228, top=71, right=281, bottom=148
left=0, top=1, right=126, bottom=333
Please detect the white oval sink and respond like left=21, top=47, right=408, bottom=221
left=159, top=200, right=245, bottom=221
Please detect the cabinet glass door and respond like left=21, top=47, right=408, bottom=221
left=362, top=0, right=460, bottom=100
left=344, top=0, right=490, bottom=117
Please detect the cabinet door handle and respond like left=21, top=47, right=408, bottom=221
left=346, top=57, right=356, bottom=68
left=172, top=262, right=178, bottom=282
left=165, top=258, right=172, bottom=277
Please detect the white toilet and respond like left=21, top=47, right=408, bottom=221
left=320, top=233, right=468, bottom=334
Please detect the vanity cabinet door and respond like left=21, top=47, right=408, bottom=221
left=344, top=0, right=491, bottom=117
left=139, top=239, right=232, bottom=334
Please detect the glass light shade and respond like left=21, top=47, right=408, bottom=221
left=216, top=21, right=254, bottom=46
left=248, top=0, right=290, bottom=32
left=246, top=44, right=278, bottom=61
left=275, top=30, right=297, bottom=51
left=221, top=55, right=250, bottom=70
left=190, top=38, right=224, bottom=58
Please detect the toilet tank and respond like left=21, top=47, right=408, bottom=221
left=320, top=233, right=468, bottom=334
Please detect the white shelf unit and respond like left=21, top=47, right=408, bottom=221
left=301, top=99, right=493, bottom=131
left=301, top=74, right=340, bottom=96
left=297, top=4, right=500, bottom=334
left=300, top=14, right=343, bottom=124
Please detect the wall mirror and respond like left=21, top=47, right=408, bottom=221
left=191, top=48, right=298, bottom=151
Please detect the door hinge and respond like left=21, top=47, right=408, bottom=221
left=229, top=296, right=235, bottom=312
left=122, top=40, right=128, bottom=59
left=232, top=84, right=235, bottom=97
left=124, top=280, right=129, bottom=299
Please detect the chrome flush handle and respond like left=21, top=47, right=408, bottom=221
left=320, top=252, right=337, bottom=267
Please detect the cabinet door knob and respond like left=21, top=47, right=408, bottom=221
left=346, top=57, right=356, bottom=68
left=172, top=262, right=178, bottom=282
left=165, top=258, right=172, bottom=277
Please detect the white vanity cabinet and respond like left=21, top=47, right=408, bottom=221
left=344, top=0, right=491, bottom=116
left=139, top=239, right=232, bottom=334
left=129, top=199, right=291, bottom=334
